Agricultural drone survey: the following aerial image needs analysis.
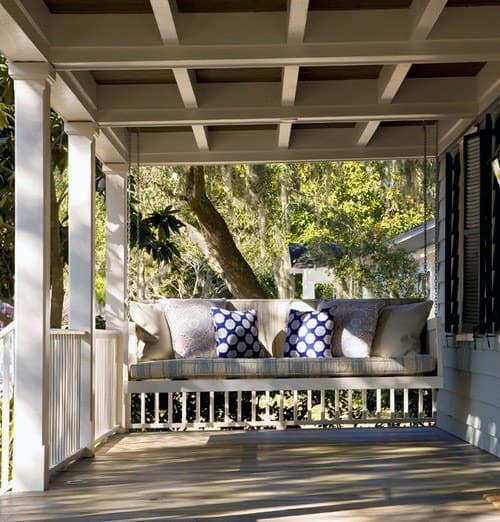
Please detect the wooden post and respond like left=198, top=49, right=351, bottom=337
left=103, top=163, right=130, bottom=431
left=66, top=121, right=99, bottom=456
left=9, top=62, right=55, bottom=492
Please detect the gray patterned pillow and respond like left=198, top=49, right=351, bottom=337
left=319, top=300, right=383, bottom=358
left=161, top=299, right=226, bottom=359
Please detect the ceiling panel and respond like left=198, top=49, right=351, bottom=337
left=299, top=65, right=382, bottom=82
left=44, top=0, right=152, bottom=14
left=379, top=120, right=436, bottom=127
left=447, top=0, right=500, bottom=6
left=93, top=70, right=176, bottom=85
left=407, top=62, right=486, bottom=78
left=196, top=68, right=282, bottom=83
left=294, top=123, right=356, bottom=130
left=309, top=0, right=412, bottom=10
left=176, top=0, right=286, bottom=12
left=207, top=125, right=277, bottom=132
left=131, top=127, right=193, bottom=133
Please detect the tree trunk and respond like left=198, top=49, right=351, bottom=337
left=50, top=174, right=65, bottom=328
left=186, top=166, right=266, bottom=298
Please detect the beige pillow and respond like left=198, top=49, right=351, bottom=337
left=129, top=302, right=174, bottom=361
left=319, top=300, right=383, bottom=358
left=372, top=301, right=433, bottom=357
left=161, top=299, right=226, bottom=359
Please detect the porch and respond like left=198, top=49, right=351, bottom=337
left=0, top=0, right=499, bottom=501
left=1, top=428, right=499, bottom=521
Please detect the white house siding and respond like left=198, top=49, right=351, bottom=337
left=436, top=107, right=500, bottom=458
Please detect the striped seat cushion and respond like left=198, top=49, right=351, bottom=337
left=130, top=355, right=436, bottom=380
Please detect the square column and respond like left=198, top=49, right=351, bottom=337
left=103, top=163, right=129, bottom=431
left=65, top=122, right=99, bottom=456
left=9, top=62, right=55, bottom=492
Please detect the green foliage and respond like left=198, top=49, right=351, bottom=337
left=129, top=160, right=431, bottom=300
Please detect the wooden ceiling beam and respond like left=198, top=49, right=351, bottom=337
left=287, top=0, right=309, bottom=44
left=51, top=39, right=500, bottom=70
left=149, top=0, right=179, bottom=44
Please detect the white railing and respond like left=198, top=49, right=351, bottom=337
left=0, top=322, right=14, bottom=494
left=48, top=329, right=121, bottom=471
left=0, top=326, right=121, bottom=491
left=48, top=330, right=84, bottom=469
left=93, top=331, right=120, bottom=442
left=130, top=387, right=437, bottom=430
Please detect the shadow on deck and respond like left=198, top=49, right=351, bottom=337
left=1, top=427, right=499, bottom=521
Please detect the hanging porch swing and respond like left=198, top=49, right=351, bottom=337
left=124, top=123, right=443, bottom=431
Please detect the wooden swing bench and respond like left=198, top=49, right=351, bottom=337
left=126, top=299, right=443, bottom=428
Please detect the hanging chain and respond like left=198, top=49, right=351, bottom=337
left=135, top=129, right=143, bottom=301
left=126, top=129, right=132, bottom=310
left=434, top=121, right=440, bottom=315
left=136, top=129, right=141, bottom=254
left=423, top=122, right=428, bottom=298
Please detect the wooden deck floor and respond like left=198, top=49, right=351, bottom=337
left=1, top=428, right=499, bottom=521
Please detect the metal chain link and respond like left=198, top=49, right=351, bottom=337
left=434, top=121, right=440, bottom=316
left=423, top=122, right=428, bottom=298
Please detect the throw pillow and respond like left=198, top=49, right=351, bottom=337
left=284, top=309, right=335, bottom=358
left=129, top=301, right=174, bottom=361
left=211, top=308, right=265, bottom=358
left=372, top=300, right=433, bottom=357
left=161, top=299, right=226, bottom=359
left=319, top=300, right=383, bottom=358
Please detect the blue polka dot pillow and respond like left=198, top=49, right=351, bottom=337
left=284, top=309, right=335, bottom=358
left=211, top=308, right=265, bottom=358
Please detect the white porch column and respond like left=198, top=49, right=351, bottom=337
left=103, top=163, right=129, bottom=431
left=302, top=269, right=316, bottom=299
left=65, top=122, right=99, bottom=456
left=9, top=62, right=55, bottom=492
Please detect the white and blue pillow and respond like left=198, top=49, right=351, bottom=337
left=211, top=308, right=265, bottom=358
left=284, top=309, right=335, bottom=358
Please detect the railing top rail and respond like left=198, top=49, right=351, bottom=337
left=50, top=329, right=87, bottom=336
left=94, top=330, right=121, bottom=338
left=0, top=321, right=15, bottom=339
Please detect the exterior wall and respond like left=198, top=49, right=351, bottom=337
left=436, top=105, right=500, bottom=457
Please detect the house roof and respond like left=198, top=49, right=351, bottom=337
left=0, top=1, right=499, bottom=166
left=390, top=219, right=436, bottom=253
left=288, top=243, right=342, bottom=269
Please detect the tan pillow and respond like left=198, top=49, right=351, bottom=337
left=319, top=300, right=383, bottom=358
left=161, top=299, right=226, bottom=359
left=372, top=301, right=433, bottom=357
left=129, top=302, right=174, bottom=361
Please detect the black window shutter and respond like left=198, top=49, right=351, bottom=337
left=493, top=117, right=500, bottom=332
left=444, top=152, right=460, bottom=333
left=463, top=123, right=498, bottom=335
left=463, top=132, right=481, bottom=333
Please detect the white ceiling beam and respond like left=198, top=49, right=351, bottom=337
left=132, top=145, right=430, bottom=166
left=378, top=64, right=412, bottom=104
left=281, top=65, right=300, bottom=107
left=97, top=101, right=476, bottom=127
left=172, top=67, right=198, bottom=109
left=354, top=121, right=381, bottom=147
left=192, top=125, right=209, bottom=151
left=287, top=0, right=309, bottom=44
left=51, top=39, right=500, bottom=70
left=278, top=123, right=293, bottom=149
left=0, top=1, right=48, bottom=60
left=410, top=0, right=448, bottom=41
left=362, top=2, right=446, bottom=147
left=149, top=0, right=179, bottom=45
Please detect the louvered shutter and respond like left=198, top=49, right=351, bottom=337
left=462, top=133, right=481, bottom=332
left=444, top=152, right=460, bottom=333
